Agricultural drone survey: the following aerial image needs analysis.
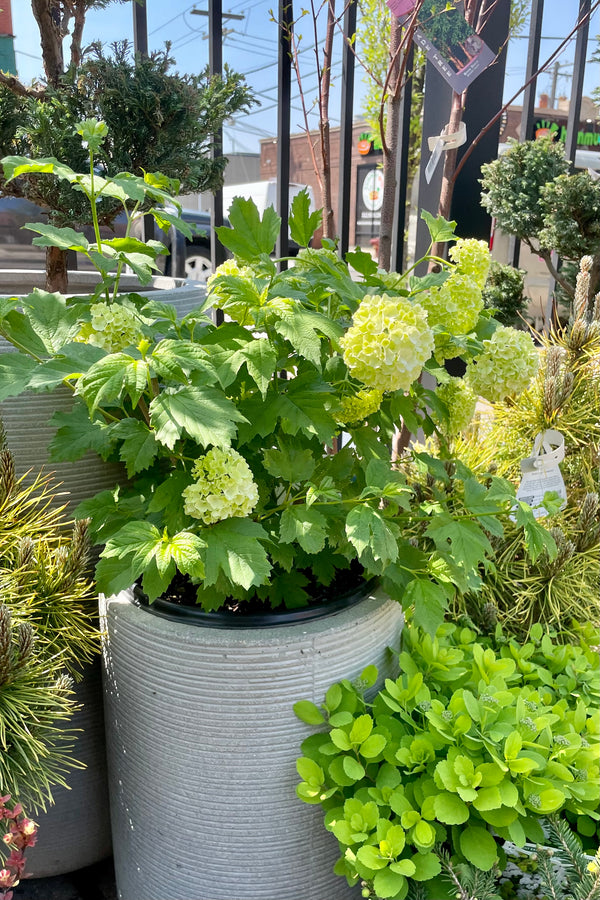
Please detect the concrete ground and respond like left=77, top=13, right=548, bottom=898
left=13, top=858, right=117, bottom=900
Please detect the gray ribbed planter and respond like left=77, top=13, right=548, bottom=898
left=101, top=585, right=404, bottom=900
left=0, top=275, right=206, bottom=878
left=25, top=660, right=112, bottom=877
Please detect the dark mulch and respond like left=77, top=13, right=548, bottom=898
left=14, top=858, right=117, bottom=900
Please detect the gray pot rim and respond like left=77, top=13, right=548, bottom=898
left=131, top=575, right=380, bottom=629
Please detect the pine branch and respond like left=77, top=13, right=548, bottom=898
left=536, top=846, right=566, bottom=900
left=548, top=817, right=589, bottom=881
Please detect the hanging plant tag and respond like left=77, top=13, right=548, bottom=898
left=513, top=429, right=567, bottom=519
left=424, top=122, right=467, bottom=184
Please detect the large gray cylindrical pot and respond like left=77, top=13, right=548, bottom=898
left=25, top=660, right=112, bottom=877
left=101, top=584, right=404, bottom=900
left=0, top=277, right=206, bottom=877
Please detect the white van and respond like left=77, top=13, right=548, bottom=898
left=222, top=181, right=315, bottom=218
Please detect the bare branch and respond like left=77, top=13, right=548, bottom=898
left=0, top=71, right=46, bottom=98
left=70, top=0, right=88, bottom=69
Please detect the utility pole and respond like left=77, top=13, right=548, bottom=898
left=548, top=60, right=572, bottom=108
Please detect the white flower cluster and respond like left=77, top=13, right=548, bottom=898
left=435, top=377, right=477, bottom=436
left=466, top=325, right=539, bottom=402
left=82, top=302, right=142, bottom=352
left=449, top=238, right=491, bottom=289
left=420, top=272, right=483, bottom=335
left=182, top=446, right=259, bottom=525
left=340, top=294, right=434, bottom=393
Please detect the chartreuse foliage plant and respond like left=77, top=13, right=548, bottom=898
left=0, top=121, right=551, bottom=623
left=294, top=623, right=600, bottom=900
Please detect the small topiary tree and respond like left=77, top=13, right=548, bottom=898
left=480, top=137, right=600, bottom=305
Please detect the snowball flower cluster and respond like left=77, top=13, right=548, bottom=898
left=449, top=238, right=491, bottom=289
left=182, top=447, right=259, bottom=525
left=435, top=377, right=477, bottom=436
left=420, top=272, right=483, bottom=335
left=337, top=388, right=383, bottom=426
left=340, top=294, right=434, bottom=393
left=466, top=325, right=539, bottom=403
left=81, top=302, right=142, bottom=352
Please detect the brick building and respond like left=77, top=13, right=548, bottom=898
left=260, top=121, right=385, bottom=248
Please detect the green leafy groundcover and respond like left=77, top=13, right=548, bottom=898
left=295, top=623, right=600, bottom=900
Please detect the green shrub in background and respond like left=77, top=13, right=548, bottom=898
left=451, top=495, right=599, bottom=640
left=482, top=263, right=528, bottom=328
left=294, top=623, right=600, bottom=900
left=481, top=139, right=600, bottom=304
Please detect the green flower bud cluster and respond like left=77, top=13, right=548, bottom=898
left=207, top=259, right=257, bottom=324
left=466, top=325, right=539, bottom=403
left=293, top=247, right=343, bottom=272
left=182, top=447, right=259, bottom=525
left=435, top=377, right=477, bottom=437
left=337, top=389, right=383, bottom=426
left=340, top=294, right=434, bottom=393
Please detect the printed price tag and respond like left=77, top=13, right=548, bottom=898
left=514, top=430, right=567, bottom=519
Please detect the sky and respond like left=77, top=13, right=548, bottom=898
left=12, top=0, right=600, bottom=155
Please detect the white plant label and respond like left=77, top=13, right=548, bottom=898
left=424, top=121, right=467, bottom=184
left=514, top=429, right=567, bottom=519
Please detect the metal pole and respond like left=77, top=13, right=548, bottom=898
left=209, top=0, right=226, bottom=277
left=132, top=1, right=154, bottom=246
left=565, top=0, right=590, bottom=167
left=132, top=0, right=148, bottom=56
left=337, top=0, right=357, bottom=259
left=519, top=0, right=543, bottom=142
left=391, top=43, right=413, bottom=274
left=509, top=0, right=544, bottom=268
left=276, top=0, right=293, bottom=265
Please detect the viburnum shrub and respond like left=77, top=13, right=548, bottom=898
left=294, top=623, right=600, bottom=900
left=0, top=795, right=38, bottom=900
left=0, top=120, right=552, bottom=625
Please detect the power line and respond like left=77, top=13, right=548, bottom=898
left=148, top=5, right=197, bottom=36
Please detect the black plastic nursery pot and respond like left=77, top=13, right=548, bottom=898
left=133, top=575, right=380, bottom=628
left=100, top=580, right=404, bottom=900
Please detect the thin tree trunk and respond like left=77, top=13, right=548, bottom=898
left=46, top=246, right=68, bottom=293
left=31, top=0, right=64, bottom=87
left=319, top=0, right=336, bottom=239
left=431, top=89, right=463, bottom=259
left=70, top=0, right=87, bottom=69
left=378, top=19, right=403, bottom=271
left=32, top=0, right=68, bottom=291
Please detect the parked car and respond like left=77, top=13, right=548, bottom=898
left=0, top=195, right=217, bottom=282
